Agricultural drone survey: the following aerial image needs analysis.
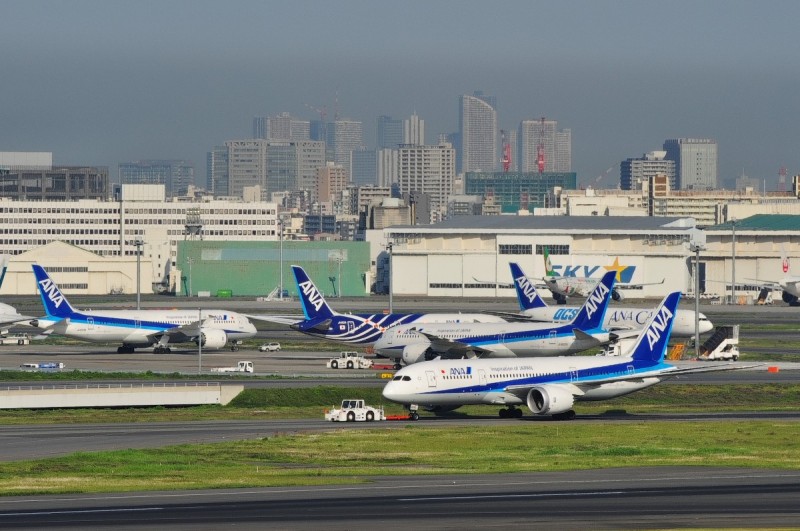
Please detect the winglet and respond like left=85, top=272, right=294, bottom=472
left=568, top=271, right=616, bottom=330
left=291, top=265, right=336, bottom=322
left=510, top=262, right=547, bottom=311
left=629, top=291, right=681, bottom=365
left=31, top=265, right=76, bottom=319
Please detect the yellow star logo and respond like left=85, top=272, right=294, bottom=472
left=604, top=257, right=628, bottom=282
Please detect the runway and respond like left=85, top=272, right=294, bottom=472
left=0, top=467, right=797, bottom=529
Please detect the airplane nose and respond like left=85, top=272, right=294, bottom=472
left=382, top=382, right=399, bottom=402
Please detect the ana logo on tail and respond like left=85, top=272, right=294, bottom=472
left=645, top=304, right=674, bottom=351
left=515, top=275, right=539, bottom=306
left=298, top=280, right=325, bottom=312
left=38, top=278, right=65, bottom=309
left=583, top=282, right=609, bottom=321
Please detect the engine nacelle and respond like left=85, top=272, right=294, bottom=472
left=611, top=288, right=624, bottom=302
left=526, top=385, right=575, bottom=416
left=401, top=341, right=432, bottom=365
left=195, top=329, right=228, bottom=349
left=782, top=291, right=798, bottom=304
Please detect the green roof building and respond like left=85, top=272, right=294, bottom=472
left=464, top=171, right=577, bottom=213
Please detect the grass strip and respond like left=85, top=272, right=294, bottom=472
left=0, top=421, right=797, bottom=495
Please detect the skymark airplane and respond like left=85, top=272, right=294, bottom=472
left=501, top=262, right=713, bottom=337
left=373, top=271, right=618, bottom=366
left=247, top=265, right=507, bottom=348
left=30, top=264, right=256, bottom=353
left=540, top=247, right=663, bottom=304
left=382, top=291, right=756, bottom=420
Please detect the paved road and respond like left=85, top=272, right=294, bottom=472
left=0, top=467, right=798, bottom=529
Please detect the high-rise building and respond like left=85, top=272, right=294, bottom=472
left=351, top=149, right=378, bottom=187
left=0, top=166, right=108, bottom=201
left=316, top=162, right=349, bottom=203
left=253, top=113, right=311, bottom=141
left=326, top=120, right=363, bottom=176
left=518, top=119, right=571, bottom=173
left=226, top=140, right=268, bottom=198
left=459, top=92, right=497, bottom=173
left=377, top=115, right=404, bottom=149
left=663, top=138, right=718, bottom=190
left=620, top=151, right=676, bottom=190
left=377, top=148, right=398, bottom=188
left=119, top=160, right=194, bottom=196
left=465, top=171, right=578, bottom=213
left=404, top=112, right=425, bottom=146
left=397, top=143, right=455, bottom=219
left=206, top=146, right=229, bottom=196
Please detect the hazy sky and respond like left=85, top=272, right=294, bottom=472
left=2, top=0, right=799, bottom=188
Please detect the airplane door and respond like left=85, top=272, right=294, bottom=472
left=347, top=321, right=355, bottom=332
left=570, top=367, right=578, bottom=382
left=479, top=369, right=487, bottom=386
left=425, top=370, right=437, bottom=388
left=135, top=320, right=141, bottom=329
left=87, top=317, right=94, bottom=330
left=627, top=364, right=634, bottom=375
left=548, top=330, right=557, bottom=345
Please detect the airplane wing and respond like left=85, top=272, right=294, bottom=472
left=470, top=277, right=514, bottom=289
left=617, top=278, right=665, bottom=289
left=244, top=313, right=304, bottom=326
left=480, top=310, right=545, bottom=322
left=503, top=363, right=763, bottom=400
left=410, top=329, right=493, bottom=358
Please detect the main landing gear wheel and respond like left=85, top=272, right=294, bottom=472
left=552, top=410, right=576, bottom=421
left=499, top=407, right=523, bottom=419
left=410, top=411, right=420, bottom=421
left=117, top=346, right=135, bottom=354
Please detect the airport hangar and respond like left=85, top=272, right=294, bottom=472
left=382, top=214, right=800, bottom=301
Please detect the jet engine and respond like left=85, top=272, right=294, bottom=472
left=526, top=385, right=575, bottom=416
left=195, top=329, right=228, bottom=349
left=611, top=288, right=624, bottom=302
left=401, top=342, right=432, bottom=365
left=782, top=291, right=798, bottom=305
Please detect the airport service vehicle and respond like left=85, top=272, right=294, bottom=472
left=210, top=361, right=254, bottom=373
left=246, top=265, right=507, bottom=347
left=20, top=362, right=65, bottom=370
left=326, top=352, right=373, bottom=369
left=258, top=342, right=281, bottom=352
left=324, top=399, right=385, bottom=422
left=30, top=265, right=257, bottom=354
left=383, top=292, right=759, bottom=420
left=0, top=334, right=30, bottom=345
left=699, top=325, right=740, bottom=361
left=496, top=262, right=713, bottom=338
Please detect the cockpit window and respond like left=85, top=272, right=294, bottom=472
left=402, top=376, right=411, bottom=381
left=392, top=375, right=402, bottom=381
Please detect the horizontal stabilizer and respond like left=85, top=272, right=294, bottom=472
left=292, top=318, right=332, bottom=333
left=572, top=328, right=601, bottom=342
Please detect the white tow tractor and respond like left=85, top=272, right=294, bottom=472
left=326, top=352, right=373, bottom=369
left=324, top=399, right=386, bottom=422
left=210, top=360, right=254, bottom=373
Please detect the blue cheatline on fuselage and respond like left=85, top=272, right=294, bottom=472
left=301, top=312, right=436, bottom=344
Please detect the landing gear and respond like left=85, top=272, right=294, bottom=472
left=153, top=346, right=172, bottom=354
left=230, top=340, right=242, bottom=352
left=410, top=411, right=419, bottom=421
left=552, top=410, right=576, bottom=421
left=117, top=345, right=135, bottom=354
left=393, top=363, right=402, bottom=370
left=498, top=407, right=523, bottom=419
left=553, top=294, right=567, bottom=305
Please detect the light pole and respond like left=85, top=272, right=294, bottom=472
left=337, top=253, right=342, bottom=298
left=186, top=257, right=194, bottom=298
left=387, top=241, right=393, bottom=313
left=278, top=217, right=284, bottom=300
left=197, top=308, right=202, bottom=374
left=690, top=242, right=705, bottom=359
left=731, top=219, right=737, bottom=305
left=134, top=238, right=143, bottom=310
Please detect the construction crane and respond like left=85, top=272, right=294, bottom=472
left=304, top=103, right=327, bottom=124
left=501, top=130, right=511, bottom=172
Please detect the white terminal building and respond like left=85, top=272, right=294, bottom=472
left=382, top=213, right=800, bottom=303
left=1, top=184, right=277, bottom=295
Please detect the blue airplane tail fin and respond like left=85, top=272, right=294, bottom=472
left=32, top=265, right=76, bottom=318
left=569, top=271, right=616, bottom=330
left=630, top=291, right=681, bottom=364
left=510, top=262, right=547, bottom=311
left=291, top=265, right=336, bottom=322
left=0, top=255, right=8, bottom=291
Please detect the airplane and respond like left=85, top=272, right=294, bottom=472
left=0, top=255, right=34, bottom=327
left=745, top=247, right=800, bottom=305
left=373, top=271, right=619, bottom=367
left=497, top=262, right=713, bottom=337
left=540, top=246, right=663, bottom=304
left=382, top=290, right=758, bottom=420
left=29, top=264, right=257, bottom=353
left=246, top=265, right=508, bottom=347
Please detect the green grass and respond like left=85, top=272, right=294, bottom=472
left=0, top=421, right=796, bottom=495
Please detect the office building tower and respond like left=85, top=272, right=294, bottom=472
left=663, top=138, right=718, bottom=190
left=0, top=165, right=108, bottom=201
left=459, top=92, right=497, bottom=173
left=518, top=119, right=571, bottom=173
left=404, top=112, right=425, bottom=145
left=377, top=115, right=404, bottom=149
left=351, top=149, right=378, bottom=187
left=225, top=140, right=268, bottom=198
left=465, top=171, right=577, bottom=213
left=206, top=146, right=229, bottom=196
left=316, top=162, right=349, bottom=203
left=326, top=120, right=363, bottom=176
left=253, top=113, right=310, bottom=141
left=620, top=151, right=676, bottom=190
left=119, top=160, right=194, bottom=196
left=397, top=143, right=455, bottom=218
left=377, top=148, right=399, bottom=188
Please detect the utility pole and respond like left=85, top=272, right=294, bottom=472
left=387, top=241, right=393, bottom=313
left=134, top=238, right=143, bottom=310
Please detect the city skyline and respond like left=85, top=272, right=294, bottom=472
left=2, top=1, right=799, bottom=190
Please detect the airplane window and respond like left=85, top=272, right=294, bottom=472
left=402, top=376, right=411, bottom=381
left=393, top=376, right=402, bottom=381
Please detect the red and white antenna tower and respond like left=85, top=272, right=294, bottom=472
left=537, top=116, right=546, bottom=174
left=501, top=130, right=511, bottom=172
